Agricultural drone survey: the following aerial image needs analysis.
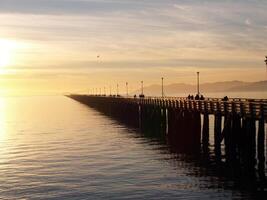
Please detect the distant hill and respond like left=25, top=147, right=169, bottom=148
left=132, top=80, right=267, bottom=96
left=229, top=81, right=267, bottom=92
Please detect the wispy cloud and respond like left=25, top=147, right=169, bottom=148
left=0, top=0, right=144, bottom=14
left=0, top=0, right=267, bottom=94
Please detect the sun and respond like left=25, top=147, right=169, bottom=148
left=0, top=39, right=16, bottom=68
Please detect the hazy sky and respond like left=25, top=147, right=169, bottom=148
left=0, top=0, right=267, bottom=95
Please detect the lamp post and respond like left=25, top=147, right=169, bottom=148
left=265, top=56, right=267, bottom=76
left=117, top=83, right=119, bottom=96
left=197, top=72, right=200, bottom=96
left=161, top=77, right=164, bottom=98
left=126, top=82, right=128, bottom=97
left=141, top=81, right=144, bottom=95
left=104, top=87, right=106, bottom=96
left=109, top=85, right=111, bottom=96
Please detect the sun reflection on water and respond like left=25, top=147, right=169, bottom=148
left=0, top=97, right=7, bottom=142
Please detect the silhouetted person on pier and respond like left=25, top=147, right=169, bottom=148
left=134, top=94, right=137, bottom=98
left=200, top=95, right=205, bottom=100
left=188, top=94, right=193, bottom=100
left=139, top=94, right=145, bottom=98
left=188, top=95, right=194, bottom=100
left=222, top=96, right=229, bottom=101
left=195, top=94, right=200, bottom=100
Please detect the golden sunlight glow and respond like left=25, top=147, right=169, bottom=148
left=0, top=39, right=17, bottom=68
left=0, top=97, right=7, bottom=141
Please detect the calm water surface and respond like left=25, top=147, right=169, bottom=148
left=0, top=96, right=264, bottom=199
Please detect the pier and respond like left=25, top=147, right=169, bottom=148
left=69, top=94, right=267, bottom=184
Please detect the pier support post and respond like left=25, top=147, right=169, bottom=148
left=161, top=108, right=167, bottom=136
left=241, top=117, right=256, bottom=177
left=214, top=113, right=222, bottom=161
left=231, top=114, right=242, bottom=163
left=202, top=113, right=209, bottom=153
left=258, top=107, right=265, bottom=180
left=192, top=111, right=201, bottom=152
left=167, top=107, right=176, bottom=143
left=222, top=113, right=233, bottom=163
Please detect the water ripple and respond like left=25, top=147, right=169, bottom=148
left=0, top=96, right=262, bottom=199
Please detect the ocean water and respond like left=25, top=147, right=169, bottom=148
left=0, top=96, right=265, bottom=199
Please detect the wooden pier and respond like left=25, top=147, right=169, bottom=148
left=68, top=94, right=267, bottom=182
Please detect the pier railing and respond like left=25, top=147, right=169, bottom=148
left=73, top=95, right=267, bottom=119
left=138, top=97, right=267, bottom=119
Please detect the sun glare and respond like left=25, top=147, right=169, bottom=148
left=0, top=39, right=16, bottom=68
